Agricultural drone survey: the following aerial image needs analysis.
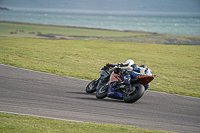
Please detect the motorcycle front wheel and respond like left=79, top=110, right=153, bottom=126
left=96, top=84, right=108, bottom=99
left=123, top=83, right=145, bottom=103
left=85, top=78, right=99, bottom=93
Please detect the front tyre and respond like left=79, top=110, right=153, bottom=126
left=86, top=79, right=99, bottom=93
left=123, top=83, right=145, bottom=103
left=96, top=85, right=108, bottom=99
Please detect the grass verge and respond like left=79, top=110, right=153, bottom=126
left=0, top=112, right=174, bottom=133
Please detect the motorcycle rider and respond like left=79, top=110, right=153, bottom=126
left=109, top=63, right=137, bottom=91
left=96, top=59, right=135, bottom=91
left=107, top=60, right=152, bottom=90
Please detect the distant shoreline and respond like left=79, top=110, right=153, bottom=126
left=1, top=20, right=200, bottom=45
left=0, top=20, right=154, bottom=34
left=1, top=20, right=200, bottom=37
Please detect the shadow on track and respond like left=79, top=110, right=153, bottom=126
left=66, top=91, right=142, bottom=103
left=66, top=91, right=96, bottom=95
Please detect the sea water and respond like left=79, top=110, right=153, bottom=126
left=0, top=8, right=200, bottom=35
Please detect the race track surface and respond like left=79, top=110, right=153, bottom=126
left=0, top=64, right=200, bottom=133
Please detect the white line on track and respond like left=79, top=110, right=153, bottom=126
left=0, top=111, right=84, bottom=123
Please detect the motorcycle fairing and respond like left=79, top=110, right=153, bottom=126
left=107, top=84, right=123, bottom=99
left=136, top=75, right=154, bottom=86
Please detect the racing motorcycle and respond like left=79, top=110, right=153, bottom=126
left=96, top=67, right=155, bottom=103
left=85, top=63, right=124, bottom=93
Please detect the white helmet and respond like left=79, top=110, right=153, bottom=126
left=125, top=59, right=134, bottom=67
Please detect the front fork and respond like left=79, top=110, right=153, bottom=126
left=93, top=78, right=100, bottom=86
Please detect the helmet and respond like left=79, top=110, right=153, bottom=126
left=139, top=65, right=147, bottom=68
left=131, top=64, right=138, bottom=68
left=125, top=59, right=134, bottom=67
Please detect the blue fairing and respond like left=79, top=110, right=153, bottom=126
left=107, top=83, right=123, bottom=99
left=145, top=83, right=150, bottom=90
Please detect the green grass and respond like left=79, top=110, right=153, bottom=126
left=0, top=37, right=200, bottom=98
left=0, top=112, right=174, bottom=133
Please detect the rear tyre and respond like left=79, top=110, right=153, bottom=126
left=86, top=79, right=99, bottom=93
left=123, top=83, right=145, bottom=103
left=96, top=85, right=108, bottom=99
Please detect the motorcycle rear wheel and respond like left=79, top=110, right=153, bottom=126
left=86, top=78, right=99, bottom=93
left=96, top=85, right=108, bottom=99
left=123, top=83, right=145, bottom=103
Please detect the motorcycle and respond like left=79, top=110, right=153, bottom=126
left=85, top=63, right=123, bottom=93
left=96, top=67, right=155, bottom=103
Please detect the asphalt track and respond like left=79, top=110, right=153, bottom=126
left=0, top=64, right=200, bottom=133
